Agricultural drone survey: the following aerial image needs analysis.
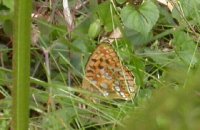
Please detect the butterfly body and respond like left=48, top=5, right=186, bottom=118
left=82, top=43, right=137, bottom=100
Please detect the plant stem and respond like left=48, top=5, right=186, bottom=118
left=12, top=0, right=32, bottom=129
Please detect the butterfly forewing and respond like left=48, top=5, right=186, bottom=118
left=82, top=43, right=137, bottom=100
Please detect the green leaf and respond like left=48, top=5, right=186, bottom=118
left=172, top=0, right=200, bottom=23
left=97, top=1, right=117, bottom=32
left=124, top=27, right=153, bottom=47
left=173, top=31, right=198, bottom=66
left=121, top=1, right=159, bottom=35
left=88, top=19, right=102, bottom=39
left=144, top=49, right=175, bottom=65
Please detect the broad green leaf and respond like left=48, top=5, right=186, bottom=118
left=173, top=31, right=198, bottom=66
left=172, top=0, right=200, bottom=23
left=121, top=1, right=159, bottom=35
left=144, top=49, right=175, bottom=65
left=124, top=27, right=153, bottom=47
left=97, top=1, right=118, bottom=32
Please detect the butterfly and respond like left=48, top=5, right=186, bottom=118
left=82, top=43, right=137, bottom=101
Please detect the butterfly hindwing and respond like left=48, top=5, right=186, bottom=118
left=82, top=43, right=137, bottom=100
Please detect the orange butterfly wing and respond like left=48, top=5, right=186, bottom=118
left=82, top=43, right=137, bottom=100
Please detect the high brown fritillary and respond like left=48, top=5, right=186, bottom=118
left=82, top=43, right=137, bottom=100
